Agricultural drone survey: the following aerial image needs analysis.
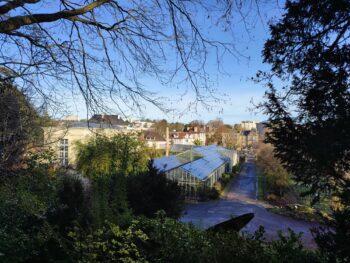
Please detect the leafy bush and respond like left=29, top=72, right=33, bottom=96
left=220, top=173, right=233, bottom=186
left=127, top=162, right=185, bottom=219
left=69, top=221, right=148, bottom=262
left=232, top=163, right=241, bottom=174
left=48, top=173, right=92, bottom=233
left=197, top=185, right=220, bottom=201
left=136, top=215, right=325, bottom=263
left=0, top=170, right=67, bottom=262
left=76, top=134, right=148, bottom=178
left=312, top=186, right=350, bottom=262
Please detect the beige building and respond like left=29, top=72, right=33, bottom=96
left=141, top=130, right=166, bottom=149
left=43, top=122, right=123, bottom=167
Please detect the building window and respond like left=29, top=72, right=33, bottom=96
left=59, top=139, right=69, bottom=166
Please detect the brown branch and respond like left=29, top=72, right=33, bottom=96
left=0, top=0, right=111, bottom=33
left=67, top=15, right=126, bottom=31
left=0, top=0, right=39, bottom=15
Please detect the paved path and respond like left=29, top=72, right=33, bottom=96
left=180, top=156, right=319, bottom=248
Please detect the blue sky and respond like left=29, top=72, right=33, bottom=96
left=125, top=2, right=285, bottom=124
left=38, top=1, right=284, bottom=124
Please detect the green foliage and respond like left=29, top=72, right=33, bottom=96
left=48, top=173, right=92, bottom=233
left=232, top=163, right=241, bottom=174
left=260, top=1, right=350, bottom=261
left=197, top=185, right=220, bottom=201
left=91, top=173, right=132, bottom=228
left=0, top=82, right=43, bottom=172
left=69, top=221, right=148, bottom=262
left=313, top=186, right=350, bottom=262
left=0, top=167, right=325, bottom=263
left=272, top=205, right=328, bottom=223
left=146, top=147, right=165, bottom=159
left=127, top=162, right=185, bottom=219
left=76, top=134, right=145, bottom=227
left=266, top=229, right=325, bottom=263
left=0, top=186, right=51, bottom=262
left=220, top=172, right=234, bottom=186
left=76, top=134, right=148, bottom=178
left=0, top=169, right=65, bottom=262
left=193, top=138, right=202, bottom=146
left=24, top=148, right=56, bottom=170
left=136, top=215, right=324, bottom=263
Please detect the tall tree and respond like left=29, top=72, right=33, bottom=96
left=127, top=162, right=184, bottom=219
left=259, top=0, right=350, bottom=260
left=0, top=81, right=42, bottom=172
left=256, top=143, right=290, bottom=197
left=261, top=0, right=350, bottom=199
left=76, top=134, right=148, bottom=178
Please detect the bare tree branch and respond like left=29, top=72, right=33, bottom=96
left=0, top=0, right=264, bottom=118
left=0, top=0, right=111, bottom=32
left=0, top=0, right=39, bottom=15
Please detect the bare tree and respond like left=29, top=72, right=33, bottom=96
left=0, top=0, right=261, bottom=117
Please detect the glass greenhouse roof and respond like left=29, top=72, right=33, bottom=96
left=153, top=145, right=232, bottom=180
left=153, top=149, right=202, bottom=172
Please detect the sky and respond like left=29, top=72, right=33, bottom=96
left=20, top=1, right=285, bottom=125
left=128, top=2, right=285, bottom=124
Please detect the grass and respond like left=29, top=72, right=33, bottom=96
left=268, top=204, right=331, bottom=223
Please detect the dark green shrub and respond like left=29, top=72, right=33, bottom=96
left=127, top=162, right=185, bottom=219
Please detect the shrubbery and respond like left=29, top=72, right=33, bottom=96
left=127, top=162, right=185, bottom=219
left=0, top=135, right=340, bottom=262
left=197, top=185, right=220, bottom=201
left=68, top=214, right=325, bottom=263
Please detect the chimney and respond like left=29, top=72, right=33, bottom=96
left=166, top=127, right=170, bottom=156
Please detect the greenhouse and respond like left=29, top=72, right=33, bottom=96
left=153, top=145, right=238, bottom=199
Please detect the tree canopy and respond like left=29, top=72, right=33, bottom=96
left=260, top=1, right=350, bottom=260
left=0, top=81, right=42, bottom=171
left=76, top=134, right=148, bottom=178
left=260, top=0, right=350, bottom=199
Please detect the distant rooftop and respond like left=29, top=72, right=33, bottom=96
left=89, top=114, right=129, bottom=126
left=69, top=122, right=123, bottom=130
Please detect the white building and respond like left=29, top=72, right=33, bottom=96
left=131, top=120, right=154, bottom=131
left=241, top=121, right=257, bottom=131
left=170, top=131, right=206, bottom=145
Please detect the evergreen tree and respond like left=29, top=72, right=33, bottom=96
left=127, top=162, right=185, bottom=219
left=260, top=1, right=350, bottom=261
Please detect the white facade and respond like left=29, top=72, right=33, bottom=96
left=171, top=132, right=206, bottom=145
left=131, top=120, right=154, bottom=131
left=241, top=121, right=257, bottom=131
left=144, top=140, right=166, bottom=149
left=63, top=115, right=80, bottom=121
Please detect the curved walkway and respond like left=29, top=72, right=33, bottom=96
left=180, top=157, right=319, bottom=248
